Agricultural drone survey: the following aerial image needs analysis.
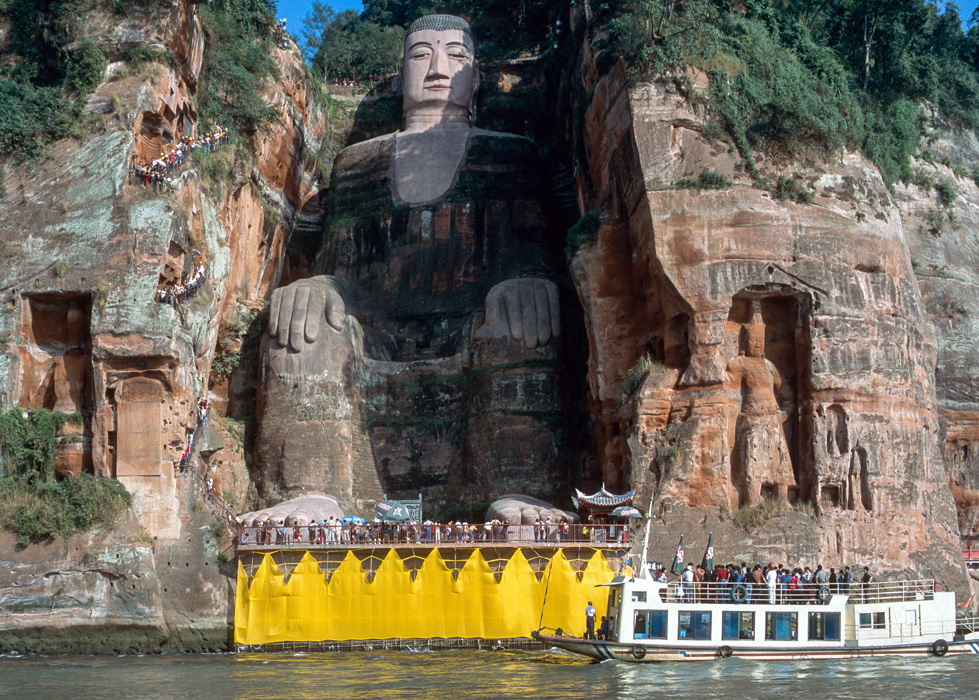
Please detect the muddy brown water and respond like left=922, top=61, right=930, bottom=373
left=0, top=648, right=973, bottom=699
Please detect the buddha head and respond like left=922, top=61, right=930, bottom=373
left=743, top=301, right=766, bottom=358
left=402, top=15, right=479, bottom=129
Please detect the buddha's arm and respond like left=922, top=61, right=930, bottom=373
left=268, top=276, right=346, bottom=352
left=481, top=278, right=561, bottom=349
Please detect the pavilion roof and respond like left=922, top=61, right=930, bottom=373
left=572, top=484, right=635, bottom=509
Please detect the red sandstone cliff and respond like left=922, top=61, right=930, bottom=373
left=0, top=0, right=329, bottom=651
left=1, top=0, right=978, bottom=653
left=567, top=37, right=972, bottom=593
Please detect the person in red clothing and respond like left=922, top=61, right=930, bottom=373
left=715, top=562, right=729, bottom=603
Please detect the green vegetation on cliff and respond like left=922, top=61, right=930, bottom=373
left=0, top=0, right=107, bottom=160
left=0, top=409, right=130, bottom=547
left=197, top=0, right=280, bottom=134
left=602, top=0, right=979, bottom=185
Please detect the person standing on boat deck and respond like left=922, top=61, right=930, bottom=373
left=716, top=561, right=730, bottom=602
left=829, top=567, right=838, bottom=593
left=751, top=564, right=764, bottom=602
left=680, top=563, right=694, bottom=601
left=585, top=601, right=597, bottom=639
left=693, top=564, right=705, bottom=603
left=765, top=563, right=778, bottom=605
left=840, top=566, right=851, bottom=597
left=861, top=566, right=874, bottom=603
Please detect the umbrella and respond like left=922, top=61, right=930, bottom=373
left=375, top=500, right=411, bottom=522
left=341, top=515, right=368, bottom=525
left=610, top=506, right=643, bottom=518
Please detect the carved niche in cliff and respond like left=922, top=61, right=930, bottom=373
left=724, top=290, right=812, bottom=510
left=100, top=359, right=179, bottom=480
left=19, top=294, right=94, bottom=477
left=254, top=15, right=570, bottom=510
left=114, top=377, right=167, bottom=477
left=816, top=403, right=873, bottom=513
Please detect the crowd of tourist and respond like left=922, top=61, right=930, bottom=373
left=239, top=518, right=630, bottom=547
left=131, top=126, right=229, bottom=192
left=155, top=250, right=207, bottom=304
left=666, top=561, right=876, bottom=604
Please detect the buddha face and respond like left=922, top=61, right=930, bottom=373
left=745, top=311, right=765, bottom=358
left=402, top=28, right=477, bottom=125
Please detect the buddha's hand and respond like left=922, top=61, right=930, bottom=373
left=267, top=276, right=346, bottom=352
left=483, top=278, right=560, bottom=349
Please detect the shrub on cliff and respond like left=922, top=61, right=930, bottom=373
left=0, top=0, right=108, bottom=161
left=602, top=0, right=979, bottom=188
left=564, top=211, right=600, bottom=258
left=0, top=409, right=130, bottom=547
left=197, top=0, right=279, bottom=135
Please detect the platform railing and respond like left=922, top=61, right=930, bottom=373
left=656, top=579, right=936, bottom=606
left=236, top=522, right=632, bottom=549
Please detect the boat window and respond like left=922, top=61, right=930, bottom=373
left=765, top=612, right=798, bottom=641
left=858, top=612, right=886, bottom=630
left=905, top=609, right=917, bottom=627
left=679, top=611, right=712, bottom=640
left=633, top=610, right=667, bottom=639
left=631, top=590, right=647, bottom=602
left=807, top=612, right=841, bottom=641
left=722, top=611, right=755, bottom=640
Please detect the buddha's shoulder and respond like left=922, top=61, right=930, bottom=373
left=334, top=133, right=395, bottom=169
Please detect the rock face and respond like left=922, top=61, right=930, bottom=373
left=568, top=56, right=969, bottom=593
left=1, top=0, right=978, bottom=653
left=0, top=0, right=327, bottom=651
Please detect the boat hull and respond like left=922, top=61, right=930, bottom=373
left=534, top=633, right=979, bottom=663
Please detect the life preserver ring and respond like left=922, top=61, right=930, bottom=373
left=718, top=645, right=733, bottom=658
left=932, top=639, right=949, bottom=657
left=817, top=585, right=832, bottom=604
left=730, top=583, right=748, bottom=604
left=632, top=645, right=647, bottom=660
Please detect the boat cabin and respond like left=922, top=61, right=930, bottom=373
left=603, top=576, right=957, bottom=649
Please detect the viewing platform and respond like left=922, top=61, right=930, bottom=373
left=235, top=523, right=632, bottom=552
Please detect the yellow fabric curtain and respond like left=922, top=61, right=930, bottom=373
left=235, top=548, right=613, bottom=644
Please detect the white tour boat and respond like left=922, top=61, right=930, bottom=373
left=534, top=572, right=979, bottom=662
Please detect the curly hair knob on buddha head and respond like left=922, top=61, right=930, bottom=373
left=406, top=14, right=474, bottom=42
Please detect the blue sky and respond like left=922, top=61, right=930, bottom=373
left=276, top=0, right=362, bottom=30
left=273, top=0, right=979, bottom=36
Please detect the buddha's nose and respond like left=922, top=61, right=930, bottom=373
left=427, top=48, right=449, bottom=78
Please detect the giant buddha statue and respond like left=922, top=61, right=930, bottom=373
left=253, top=15, right=569, bottom=513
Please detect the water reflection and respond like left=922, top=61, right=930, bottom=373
left=0, top=650, right=974, bottom=700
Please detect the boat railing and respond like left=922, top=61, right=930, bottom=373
left=655, top=579, right=935, bottom=605
left=236, top=522, right=631, bottom=550
left=956, top=616, right=979, bottom=636
left=847, top=617, right=957, bottom=641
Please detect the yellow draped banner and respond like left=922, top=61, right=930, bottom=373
left=235, top=548, right=615, bottom=644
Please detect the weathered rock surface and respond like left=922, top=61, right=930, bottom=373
left=0, top=0, right=327, bottom=651
left=568, top=55, right=970, bottom=594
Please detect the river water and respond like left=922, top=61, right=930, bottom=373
left=0, top=649, right=973, bottom=699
